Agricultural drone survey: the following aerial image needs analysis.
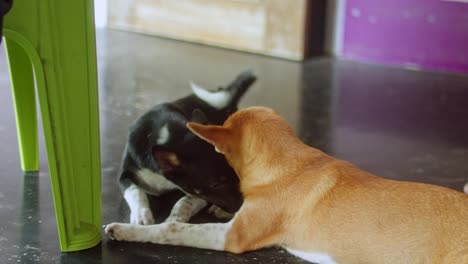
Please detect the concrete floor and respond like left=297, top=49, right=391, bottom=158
left=0, top=29, right=467, bottom=263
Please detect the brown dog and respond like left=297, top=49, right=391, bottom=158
left=106, top=106, right=468, bottom=264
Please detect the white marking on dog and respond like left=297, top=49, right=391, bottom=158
left=124, top=184, right=155, bottom=225
left=165, top=195, right=207, bottom=222
left=105, top=220, right=233, bottom=251
left=190, top=82, right=231, bottom=109
left=286, top=248, right=337, bottom=264
left=157, top=124, right=170, bottom=145
left=135, top=168, right=178, bottom=196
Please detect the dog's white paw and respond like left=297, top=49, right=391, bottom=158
left=105, top=223, right=126, bottom=241
left=208, top=205, right=234, bottom=219
left=130, top=207, right=154, bottom=225
left=105, top=222, right=148, bottom=242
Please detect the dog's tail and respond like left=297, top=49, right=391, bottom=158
left=464, top=182, right=468, bottom=194
left=191, top=70, right=256, bottom=110
left=223, top=70, right=256, bottom=107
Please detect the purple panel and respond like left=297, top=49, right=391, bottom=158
left=343, top=0, right=468, bottom=74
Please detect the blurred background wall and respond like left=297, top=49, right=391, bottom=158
left=340, top=0, right=468, bottom=74
left=95, top=0, right=468, bottom=74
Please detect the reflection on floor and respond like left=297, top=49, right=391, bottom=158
left=0, top=29, right=467, bottom=264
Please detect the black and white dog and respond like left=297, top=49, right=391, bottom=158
left=118, top=71, right=255, bottom=225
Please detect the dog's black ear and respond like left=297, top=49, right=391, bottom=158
left=152, top=147, right=181, bottom=172
left=191, top=108, right=209, bottom=124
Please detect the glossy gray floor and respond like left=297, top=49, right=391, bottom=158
left=1, top=29, right=467, bottom=264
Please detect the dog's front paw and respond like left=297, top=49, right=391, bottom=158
left=105, top=223, right=126, bottom=241
left=208, top=205, right=234, bottom=219
left=130, top=207, right=154, bottom=225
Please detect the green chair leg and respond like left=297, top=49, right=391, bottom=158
left=4, top=38, right=39, bottom=172
left=4, top=0, right=101, bottom=252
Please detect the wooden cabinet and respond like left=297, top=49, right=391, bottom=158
left=108, top=0, right=311, bottom=60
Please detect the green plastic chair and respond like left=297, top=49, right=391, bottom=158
left=3, top=0, right=101, bottom=252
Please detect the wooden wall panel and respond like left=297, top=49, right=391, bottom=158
left=108, top=0, right=310, bottom=60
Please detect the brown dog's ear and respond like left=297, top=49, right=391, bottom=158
left=152, top=148, right=181, bottom=172
left=186, top=122, right=230, bottom=154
